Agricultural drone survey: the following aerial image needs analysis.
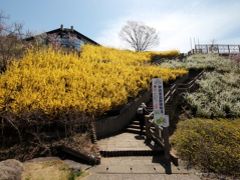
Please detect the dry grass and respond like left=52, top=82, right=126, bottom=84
left=22, top=160, right=71, bottom=180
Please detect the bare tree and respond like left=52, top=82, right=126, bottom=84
left=0, top=11, right=29, bottom=72
left=119, top=21, right=159, bottom=51
left=210, top=39, right=216, bottom=45
left=209, top=38, right=217, bottom=53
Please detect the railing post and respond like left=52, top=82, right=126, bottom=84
left=144, top=115, right=151, bottom=144
left=154, top=124, right=159, bottom=139
left=163, top=127, right=172, bottom=174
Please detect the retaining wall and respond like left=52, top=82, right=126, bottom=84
left=95, top=90, right=151, bottom=139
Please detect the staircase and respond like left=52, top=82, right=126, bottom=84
left=94, top=70, right=206, bottom=177
left=98, top=132, right=163, bottom=157
left=125, top=69, right=204, bottom=141
left=125, top=104, right=155, bottom=135
left=125, top=120, right=145, bottom=134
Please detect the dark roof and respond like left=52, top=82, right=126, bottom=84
left=25, top=27, right=100, bottom=46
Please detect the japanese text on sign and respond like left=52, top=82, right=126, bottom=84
left=152, top=78, right=169, bottom=127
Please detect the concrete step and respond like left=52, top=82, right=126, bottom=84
left=125, top=128, right=146, bottom=134
left=125, top=127, right=155, bottom=134
left=127, top=125, right=156, bottom=130
left=127, top=124, right=142, bottom=129
left=131, top=120, right=140, bottom=125
left=91, top=164, right=190, bottom=175
left=100, top=149, right=164, bottom=157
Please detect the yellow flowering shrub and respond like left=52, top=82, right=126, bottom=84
left=0, top=45, right=187, bottom=119
left=81, top=45, right=180, bottom=64
left=147, top=50, right=180, bottom=59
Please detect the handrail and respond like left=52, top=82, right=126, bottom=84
left=145, top=114, right=166, bottom=147
left=145, top=113, right=171, bottom=173
left=145, top=69, right=205, bottom=145
left=148, top=70, right=205, bottom=110
left=178, top=70, right=204, bottom=88
left=143, top=69, right=205, bottom=173
left=165, top=84, right=177, bottom=103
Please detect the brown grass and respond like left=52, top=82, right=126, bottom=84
left=22, top=160, right=71, bottom=180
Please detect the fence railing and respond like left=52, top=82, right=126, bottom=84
left=190, top=44, right=240, bottom=55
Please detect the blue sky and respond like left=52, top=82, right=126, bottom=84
left=1, top=0, right=240, bottom=52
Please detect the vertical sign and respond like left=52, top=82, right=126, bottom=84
left=152, top=78, right=169, bottom=127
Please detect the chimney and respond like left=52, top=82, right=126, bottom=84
left=70, top=26, right=74, bottom=31
left=60, top=24, right=63, bottom=30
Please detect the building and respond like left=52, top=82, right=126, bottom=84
left=26, top=25, right=100, bottom=50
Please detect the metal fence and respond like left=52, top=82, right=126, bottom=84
left=190, top=44, right=240, bottom=55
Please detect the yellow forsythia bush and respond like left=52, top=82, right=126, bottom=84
left=148, top=50, right=180, bottom=59
left=80, top=45, right=180, bottom=64
left=0, top=45, right=187, bottom=118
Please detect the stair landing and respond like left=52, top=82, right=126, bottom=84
left=98, top=132, right=151, bottom=151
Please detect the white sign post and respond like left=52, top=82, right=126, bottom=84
left=152, top=78, right=171, bottom=174
left=152, top=78, right=169, bottom=127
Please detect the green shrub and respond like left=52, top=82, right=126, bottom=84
left=171, top=118, right=240, bottom=176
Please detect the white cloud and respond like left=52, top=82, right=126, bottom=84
left=95, top=1, right=240, bottom=52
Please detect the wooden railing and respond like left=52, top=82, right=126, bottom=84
left=145, top=70, right=205, bottom=115
left=144, top=70, right=205, bottom=173
left=164, top=84, right=177, bottom=103
left=145, top=113, right=171, bottom=173
left=178, top=70, right=205, bottom=92
left=145, top=114, right=163, bottom=146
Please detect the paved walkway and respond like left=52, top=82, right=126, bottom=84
left=85, top=156, right=200, bottom=180
left=84, top=132, right=201, bottom=180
